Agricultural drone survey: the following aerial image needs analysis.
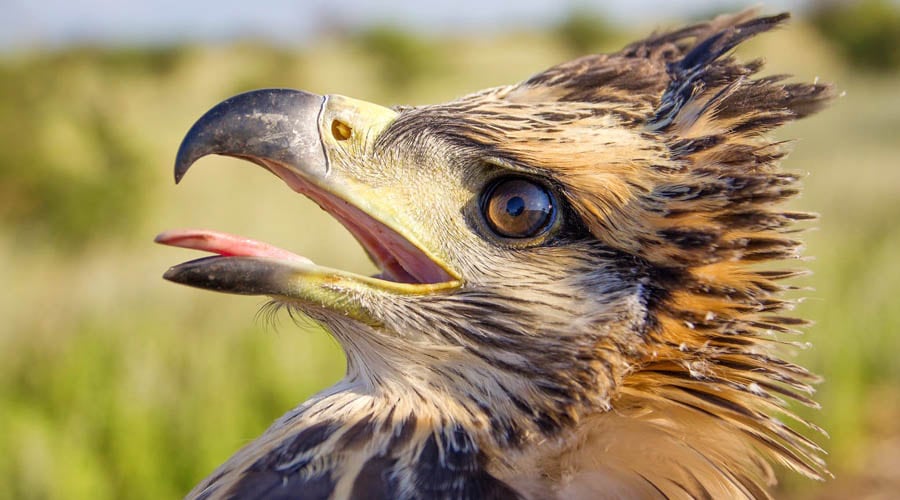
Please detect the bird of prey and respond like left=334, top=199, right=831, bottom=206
left=156, top=10, right=834, bottom=499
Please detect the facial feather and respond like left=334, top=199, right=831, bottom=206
left=369, top=8, right=834, bottom=493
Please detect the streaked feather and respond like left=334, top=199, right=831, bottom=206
left=188, top=10, right=833, bottom=499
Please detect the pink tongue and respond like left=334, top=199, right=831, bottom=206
left=155, top=229, right=313, bottom=265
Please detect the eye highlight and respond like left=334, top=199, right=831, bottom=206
left=482, top=178, right=556, bottom=239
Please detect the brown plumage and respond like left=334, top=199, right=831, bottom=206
left=158, top=10, right=835, bottom=499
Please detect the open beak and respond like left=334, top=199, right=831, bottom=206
left=156, top=89, right=460, bottom=321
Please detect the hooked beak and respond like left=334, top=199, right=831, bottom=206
left=156, top=89, right=460, bottom=322
left=172, top=88, right=329, bottom=184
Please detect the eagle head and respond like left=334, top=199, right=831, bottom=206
left=158, top=10, right=834, bottom=499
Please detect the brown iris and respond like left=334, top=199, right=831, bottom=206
left=482, top=178, right=555, bottom=238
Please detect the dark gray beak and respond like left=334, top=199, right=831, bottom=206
left=173, top=88, right=327, bottom=183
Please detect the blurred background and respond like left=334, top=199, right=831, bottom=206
left=1, top=0, right=898, bottom=498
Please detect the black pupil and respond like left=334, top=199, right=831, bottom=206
left=506, top=196, right=525, bottom=217
left=483, top=178, right=554, bottom=238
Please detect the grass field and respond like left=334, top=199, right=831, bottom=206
left=1, top=17, right=898, bottom=499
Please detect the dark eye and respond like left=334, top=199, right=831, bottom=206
left=482, top=178, right=556, bottom=238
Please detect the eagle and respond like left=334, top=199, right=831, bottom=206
left=156, top=10, right=835, bottom=499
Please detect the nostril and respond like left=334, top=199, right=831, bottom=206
left=331, top=120, right=352, bottom=141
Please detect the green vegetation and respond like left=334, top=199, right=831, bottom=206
left=354, top=26, right=445, bottom=89
left=553, top=10, right=619, bottom=54
left=1, top=17, right=898, bottom=499
left=810, top=0, right=900, bottom=72
left=0, top=51, right=155, bottom=248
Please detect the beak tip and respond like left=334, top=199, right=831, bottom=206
left=173, top=141, right=200, bottom=184
left=162, top=266, right=181, bottom=283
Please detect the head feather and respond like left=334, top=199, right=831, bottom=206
left=189, top=11, right=836, bottom=499
left=379, top=8, right=835, bottom=488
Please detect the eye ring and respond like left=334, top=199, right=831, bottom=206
left=481, top=177, right=556, bottom=239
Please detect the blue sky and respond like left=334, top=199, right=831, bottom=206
left=2, top=0, right=811, bottom=51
